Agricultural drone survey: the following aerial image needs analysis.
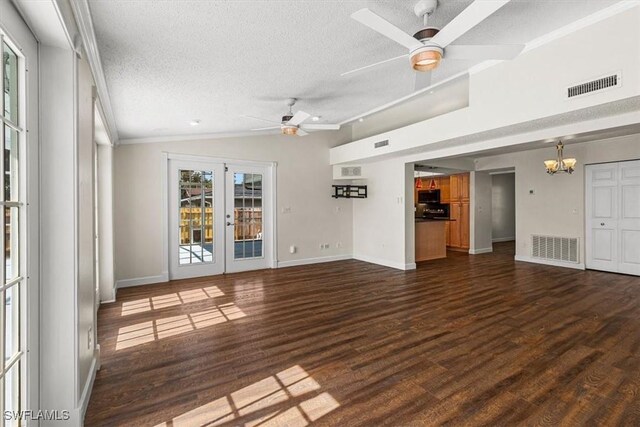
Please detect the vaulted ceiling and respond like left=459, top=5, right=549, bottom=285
left=88, top=0, right=621, bottom=141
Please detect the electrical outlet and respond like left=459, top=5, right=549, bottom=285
left=281, top=207, right=292, bottom=214
left=336, top=242, right=343, bottom=248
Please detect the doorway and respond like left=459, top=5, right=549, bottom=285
left=491, top=171, right=516, bottom=255
left=167, top=157, right=274, bottom=280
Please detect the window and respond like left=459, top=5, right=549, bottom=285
left=1, top=36, right=24, bottom=427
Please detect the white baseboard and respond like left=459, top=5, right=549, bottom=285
left=353, top=254, right=415, bottom=271
left=469, top=247, right=493, bottom=255
left=492, top=236, right=515, bottom=242
left=514, top=255, right=585, bottom=270
left=79, top=354, right=98, bottom=425
left=277, top=254, right=352, bottom=268
left=115, top=273, right=169, bottom=289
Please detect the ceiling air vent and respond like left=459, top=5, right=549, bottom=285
left=374, top=140, right=389, bottom=149
left=532, top=235, right=579, bottom=263
left=566, top=72, right=621, bottom=99
left=340, top=166, right=361, bottom=177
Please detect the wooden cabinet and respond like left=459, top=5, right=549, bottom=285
left=447, top=173, right=470, bottom=251
left=445, top=220, right=450, bottom=246
left=460, top=202, right=470, bottom=249
left=415, top=221, right=447, bottom=261
left=449, top=203, right=461, bottom=248
left=440, top=178, right=450, bottom=203
left=450, top=174, right=460, bottom=202
left=460, top=174, right=470, bottom=202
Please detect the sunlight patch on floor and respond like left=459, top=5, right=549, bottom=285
left=115, top=302, right=246, bottom=350
left=154, top=365, right=339, bottom=426
left=120, top=285, right=225, bottom=316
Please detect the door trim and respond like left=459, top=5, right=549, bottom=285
left=161, top=153, right=278, bottom=280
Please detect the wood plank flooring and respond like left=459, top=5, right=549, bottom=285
left=85, top=243, right=640, bottom=426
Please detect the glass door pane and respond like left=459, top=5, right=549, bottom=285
left=179, top=169, right=214, bottom=265
left=233, top=172, right=263, bottom=260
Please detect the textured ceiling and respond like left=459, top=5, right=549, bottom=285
left=88, top=0, right=621, bottom=140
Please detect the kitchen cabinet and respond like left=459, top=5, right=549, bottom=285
left=447, top=173, right=470, bottom=251
left=440, top=177, right=450, bottom=203
left=415, top=220, right=447, bottom=261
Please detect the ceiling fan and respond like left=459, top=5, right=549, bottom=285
left=344, top=0, right=525, bottom=89
left=247, top=98, right=340, bottom=137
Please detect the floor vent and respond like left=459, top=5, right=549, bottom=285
left=532, top=235, right=579, bottom=263
left=566, top=73, right=620, bottom=99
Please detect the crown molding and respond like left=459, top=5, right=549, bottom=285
left=118, top=129, right=282, bottom=145
left=69, top=0, right=119, bottom=144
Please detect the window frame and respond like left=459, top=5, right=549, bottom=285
left=0, top=31, right=28, bottom=427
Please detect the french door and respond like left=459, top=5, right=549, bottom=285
left=586, top=160, right=640, bottom=276
left=168, top=159, right=272, bottom=279
left=225, top=164, right=270, bottom=273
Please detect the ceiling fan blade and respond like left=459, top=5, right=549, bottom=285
left=431, top=0, right=511, bottom=48
left=251, top=126, right=281, bottom=131
left=242, top=115, right=281, bottom=124
left=296, top=129, right=309, bottom=137
left=341, top=54, right=408, bottom=77
left=351, top=8, right=423, bottom=51
left=445, top=44, right=524, bottom=60
left=300, top=124, right=341, bottom=131
left=414, top=72, right=432, bottom=92
left=287, top=111, right=311, bottom=126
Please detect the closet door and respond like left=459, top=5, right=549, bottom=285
left=618, top=160, right=640, bottom=275
left=586, top=163, right=619, bottom=273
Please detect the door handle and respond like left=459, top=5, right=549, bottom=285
left=226, top=222, right=235, bottom=226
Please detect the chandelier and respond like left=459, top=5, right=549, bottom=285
left=544, top=141, right=577, bottom=175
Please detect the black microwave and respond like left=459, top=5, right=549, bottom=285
left=418, top=189, right=440, bottom=204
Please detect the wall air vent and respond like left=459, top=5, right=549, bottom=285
left=374, top=140, right=389, bottom=149
left=566, top=72, right=621, bottom=99
left=532, top=235, right=579, bottom=263
left=340, top=166, right=362, bottom=177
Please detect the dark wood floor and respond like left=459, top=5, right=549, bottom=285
left=86, top=242, right=640, bottom=426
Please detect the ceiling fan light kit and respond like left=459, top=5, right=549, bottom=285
left=249, top=98, right=340, bottom=137
left=411, top=48, right=442, bottom=71
left=347, top=0, right=523, bottom=90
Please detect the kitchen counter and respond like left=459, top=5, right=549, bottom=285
left=415, top=217, right=455, bottom=222
left=415, top=220, right=447, bottom=261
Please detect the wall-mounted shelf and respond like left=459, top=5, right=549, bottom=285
left=332, top=185, right=367, bottom=199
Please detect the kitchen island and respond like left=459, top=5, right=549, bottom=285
left=415, top=218, right=450, bottom=261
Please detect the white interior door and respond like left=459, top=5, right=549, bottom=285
left=586, top=163, right=618, bottom=273
left=586, top=160, right=640, bottom=276
left=618, top=160, right=640, bottom=275
left=225, top=164, right=272, bottom=273
left=169, top=159, right=225, bottom=279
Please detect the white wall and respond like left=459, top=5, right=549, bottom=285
left=350, top=158, right=413, bottom=270
left=470, top=171, right=493, bottom=253
left=114, top=130, right=353, bottom=283
left=491, top=173, right=516, bottom=241
left=76, top=57, right=97, bottom=407
left=39, top=45, right=78, bottom=421
left=475, top=133, right=640, bottom=265
left=97, top=144, right=116, bottom=302
left=39, top=39, right=98, bottom=427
